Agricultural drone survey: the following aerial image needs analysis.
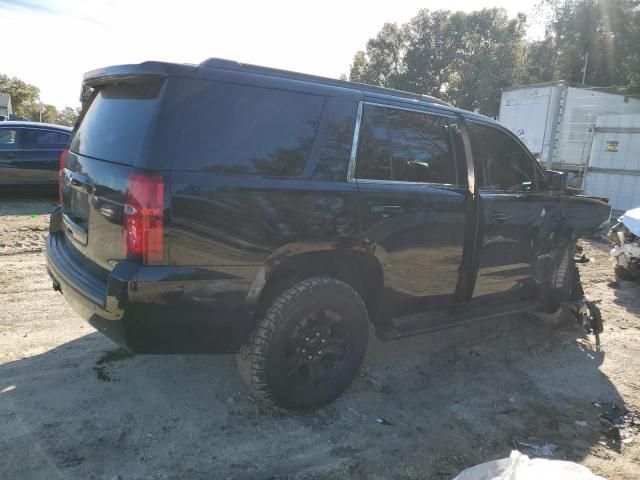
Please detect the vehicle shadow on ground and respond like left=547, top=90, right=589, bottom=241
left=612, top=279, right=640, bottom=317
left=0, top=317, right=626, bottom=479
left=0, top=193, right=57, bottom=217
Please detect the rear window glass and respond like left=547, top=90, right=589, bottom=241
left=177, top=80, right=325, bottom=177
left=69, top=79, right=164, bottom=165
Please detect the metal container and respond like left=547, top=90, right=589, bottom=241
left=584, top=114, right=640, bottom=213
left=499, top=83, right=640, bottom=176
left=499, top=84, right=563, bottom=166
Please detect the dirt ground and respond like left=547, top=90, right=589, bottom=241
left=1, top=196, right=639, bottom=480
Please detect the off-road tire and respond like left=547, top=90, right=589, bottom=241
left=547, top=244, right=583, bottom=310
left=237, top=277, right=369, bottom=411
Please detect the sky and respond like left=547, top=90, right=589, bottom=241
left=1, top=0, right=545, bottom=109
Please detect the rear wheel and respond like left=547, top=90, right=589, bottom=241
left=237, top=277, right=369, bottom=411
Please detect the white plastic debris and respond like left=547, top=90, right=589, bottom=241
left=453, top=450, right=606, bottom=480
left=621, top=207, right=640, bottom=237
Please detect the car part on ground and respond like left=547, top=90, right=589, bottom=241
left=574, top=244, right=590, bottom=264
left=565, top=299, right=604, bottom=348
left=526, top=296, right=603, bottom=349
left=608, top=207, right=640, bottom=280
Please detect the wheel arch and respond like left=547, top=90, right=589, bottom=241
left=247, top=249, right=384, bottom=325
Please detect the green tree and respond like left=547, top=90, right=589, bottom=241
left=348, top=2, right=640, bottom=116
left=348, top=9, right=527, bottom=116
left=446, top=10, right=527, bottom=114
left=40, top=104, right=58, bottom=124
left=349, top=23, right=407, bottom=89
left=0, top=73, right=80, bottom=125
left=0, top=74, right=40, bottom=119
left=56, top=106, right=80, bottom=127
left=403, top=10, right=460, bottom=99
left=531, top=0, right=640, bottom=86
left=521, top=38, right=556, bottom=84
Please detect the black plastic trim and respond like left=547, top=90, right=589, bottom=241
left=47, top=232, right=107, bottom=307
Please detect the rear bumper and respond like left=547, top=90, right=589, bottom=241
left=46, top=232, right=257, bottom=353
left=46, top=232, right=133, bottom=346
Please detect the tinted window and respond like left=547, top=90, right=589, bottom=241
left=468, top=122, right=535, bottom=191
left=354, top=105, right=456, bottom=184
left=179, top=80, right=325, bottom=177
left=0, top=128, right=19, bottom=150
left=70, top=78, right=165, bottom=165
left=24, top=129, right=68, bottom=149
left=306, top=98, right=357, bottom=181
left=354, top=104, right=391, bottom=180
left=387, top=108, right=455, bottom=184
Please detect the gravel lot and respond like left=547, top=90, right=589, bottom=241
left=1, top=196, right=639, bottom=479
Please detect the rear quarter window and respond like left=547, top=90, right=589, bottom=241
left=304, top=97, right=357, bottom=181
left=176, top=80, right=325, bottom=177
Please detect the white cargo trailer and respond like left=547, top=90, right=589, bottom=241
left=583, top=114, right=640, bottom=213
left=499, top=82, right=640, bottom=182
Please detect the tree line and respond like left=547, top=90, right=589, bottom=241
left=0, top=73, right=79, bottom=127
left=348, top=0, right=640, bottom=117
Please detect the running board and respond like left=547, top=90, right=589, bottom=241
left=376, top=300, right=542, bottom=341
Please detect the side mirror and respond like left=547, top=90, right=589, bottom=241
left=546, top=170, right=567, bottom=190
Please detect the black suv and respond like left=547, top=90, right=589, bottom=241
left=0, top=121, right=71, bottom=191
left=47, top=59, right=610, bottom=410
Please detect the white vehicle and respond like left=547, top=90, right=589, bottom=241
left=609, top=207, right=640, bottom=280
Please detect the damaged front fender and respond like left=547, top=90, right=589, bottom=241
left=559, top=195, right=611, bottom=238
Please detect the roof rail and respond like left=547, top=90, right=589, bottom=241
left=198, top=57, right=447, bottom=106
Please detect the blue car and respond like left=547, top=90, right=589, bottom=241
left=0, top=121, right=72, bottom=191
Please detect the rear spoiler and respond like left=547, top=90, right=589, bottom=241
left=80, top=61, right=196, bottom=102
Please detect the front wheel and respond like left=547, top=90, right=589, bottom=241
left=546, top=244, right=583, bottom=310
left=237, top=277, right=369, bottom=411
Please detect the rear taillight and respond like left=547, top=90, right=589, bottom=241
left=124, top=172, right=165, bottom=264
left=58, top=148, right=68, bottom=205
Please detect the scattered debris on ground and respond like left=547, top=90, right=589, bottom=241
left=514, top=440, right=558, bottom=458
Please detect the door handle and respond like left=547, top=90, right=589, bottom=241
left=371, top=205, right=404, bottom=215
left=490, top=210, right=511, bottom=222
